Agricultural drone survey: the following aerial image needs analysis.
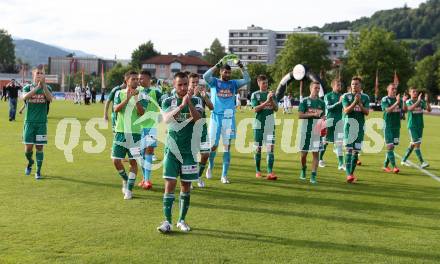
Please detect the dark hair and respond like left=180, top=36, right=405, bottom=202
left=188, top=73, right=199, bottom=79
left=174, top=72, right=188, bottom=80
left=221, top=64, right=231, bottom=71
left=257, top=75, right=267, bottom=81
left=124, top=70, right=138, bottom=80
left=184, top=71, right=191, bottom=76
left=139, top=70, right=151, bottom=77
left=351, top=76, right=362, bottom=82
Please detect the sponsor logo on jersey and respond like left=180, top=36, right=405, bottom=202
left=28, top=94, right=47, bottom=104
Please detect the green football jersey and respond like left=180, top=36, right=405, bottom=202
left=324, top=91, right=343, bottom=122
left=342, top=92, right=370, bottom=126
left=406, top=99, right=426, bottom=129
left=22, top=83, right=52, bottom=123
left=108, top=85, right=121, bottom=102
left=162, top=95, right=204, bottom=154
left=108, top=85, right=122, bottom=126
left=195, top=92, right=209, bottom=118
left=381, top=96, right=403, bottom=129
left=298, top=96, right=325, bottom=134
left=113, top=89, right=146, bottom=134
left=137, top=86, right=162, bottom=128
left=251, top=90, right=277, bottom=129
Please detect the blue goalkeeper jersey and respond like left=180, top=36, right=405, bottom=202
left=203, top=67, right=250, bottom=115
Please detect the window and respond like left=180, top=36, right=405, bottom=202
left=258, top=46, right=267, bottom=52
left=276, top=34, right=286, bottom=39
left=142, top=64, right=155, bottom=69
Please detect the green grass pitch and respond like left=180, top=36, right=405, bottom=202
left=0, top=100, right=439, bottom=263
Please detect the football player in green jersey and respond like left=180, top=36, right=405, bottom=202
left=298, top=81, right=326, bottom=184
left=381, top=83, right=407, bottom=173
left=104, top=82, right=126, bottom=133
left=137, top=70, right=162, bottom=190
left=111, top=71, right=145, bottom=200
left=342, top=77, right=370, bottom=183
left=251, top=75, right=278, bottom=180
left=157, top=72, right=203, bottom=233
left=320, top=79, right=345, bottom=170
left=22, top=66, right=53, bottom=179
left=401, top=87, right=431, bottom=168
left=189, top=73, right=213, bottom=188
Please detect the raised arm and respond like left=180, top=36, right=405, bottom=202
left=235, top=68, right=250, bottom=88
left=187, top=97, right=201, bottom=122
left=384, top=95, right=401, bottom=113
left=201, top=90, right=214, bottom=111
left=407, top=94, right=423, bottom=111
left=42, top=84, right=53, bottom=102
left=22, top=86, right=38, bottom=100
left=343, top=96, right=357, bottom=114
left=203, top=67, right=216, bottom=87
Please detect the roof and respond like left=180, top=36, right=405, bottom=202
left=142, top=55, right=211, bottom=66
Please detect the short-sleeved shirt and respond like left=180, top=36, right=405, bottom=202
left=406, top=99, right=426, bottom=129
left=251, top=91, right=277, bottom=129
left=298, top=96, right=325, bottom=134
left=22, top=84, right=52, bottom=123
left=108, top=85, right=122, bottom=105
left=162, top=95, right=204, bottom=154
left=113, top=89, right=146, bottom=134
left=381, top=96, right=403, bottom=129
left=324, top=91, right=343, bottom=122
left=342, top=92, right=370, bottom=126
left=137, top=86, right=162, bottom=128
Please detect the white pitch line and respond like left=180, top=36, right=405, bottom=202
left=395, top=153, right=440, bottom=183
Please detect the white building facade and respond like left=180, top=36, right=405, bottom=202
left=228, top=25, right=357, bottom=65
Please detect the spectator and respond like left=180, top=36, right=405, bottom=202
left=85, top=87, right=91, bottom=105
left=99, top=88, right=106, bottom=103
left=91, top=88, right=97, bottom=103
left=6, top=79, right=22, bottom=121
left=1, top=86, right=7, bottom=101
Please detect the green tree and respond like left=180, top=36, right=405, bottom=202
left=70, top=72, right=101, bottom=91
left=0, top=29, right=16, bottom=73
left=203, top=38, right=226, bottom=65
left=407, top=52, right=440, bottom=98
left=272, top=33, right=331, bottom=91
left=246, top=63, right=273, bottom=93
left=131, top=41, right=160, bottom=69
left=344, top=27, right=413, bottom=96
left=106, top=63, right=135, bottom=89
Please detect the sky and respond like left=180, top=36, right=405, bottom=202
left=1, top=0, right=427, bottom=59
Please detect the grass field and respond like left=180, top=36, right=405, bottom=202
left=0, top=100, right=439, bottom=264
